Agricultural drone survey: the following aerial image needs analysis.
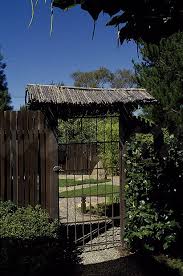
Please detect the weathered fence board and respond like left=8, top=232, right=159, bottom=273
left=0, top=112, right=5, bottom=201
left=0, top=111, right=58, bottom=219
left=10, top=112, right=18, bottom=204
left=5, top=112, right=11, bottom=201
left=59, top=143, right=98, bottom=175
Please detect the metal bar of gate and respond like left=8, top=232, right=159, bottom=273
left=119, top=113, right=126, bottom=245
left=59, top=115, right=121, bottom=251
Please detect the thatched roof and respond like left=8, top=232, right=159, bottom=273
left=26, top=84, right=156, bottom=117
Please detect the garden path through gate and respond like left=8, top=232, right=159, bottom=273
left=0, top=111, right=59, bottom=219
left=59, top=114, right=124, bottom=251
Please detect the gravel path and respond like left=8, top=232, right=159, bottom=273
left=59, top=179, right=125, bottom=270
left=81, top=227, right=122, bottom=264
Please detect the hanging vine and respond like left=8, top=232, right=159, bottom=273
left=29, top=0, right=54, bottom=35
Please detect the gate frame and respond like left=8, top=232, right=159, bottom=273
left=26, top=84, right=157, bottom=244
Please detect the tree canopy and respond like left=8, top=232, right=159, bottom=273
left=53, top=0, right=183, bottom=44
left=0, top=53, right=12, bottom=111
left=71, top=67, right=136, bottom=88
left=71, top=67, right=113, bottom=88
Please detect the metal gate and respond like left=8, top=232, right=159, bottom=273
left=58, top=115, right=123, bottom=251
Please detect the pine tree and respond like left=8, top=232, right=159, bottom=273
left=0, top=53, right=12, bottom=110
left=135, top=32, right=183, bottom=135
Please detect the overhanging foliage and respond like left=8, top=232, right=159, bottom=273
left=53, top=0, right=183, bottom=43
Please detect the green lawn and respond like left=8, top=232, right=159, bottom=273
left=60, top=184, right=119, bottom=198
left=59, top=178, right=111, bottom=187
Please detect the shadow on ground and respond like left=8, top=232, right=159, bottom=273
left=0, top=225, right=81, bottom=276
left=75, top=254, right=179, bottom=276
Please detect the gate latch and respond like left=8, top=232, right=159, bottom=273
left=53, top=166, right=63, bottom=173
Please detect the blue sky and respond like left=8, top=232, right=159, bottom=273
left=1, top=1, right=140, bottom=109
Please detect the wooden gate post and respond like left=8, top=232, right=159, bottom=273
left=45, top=128, right=59, bottom=219
left=119, top=110, right=128, bottom=245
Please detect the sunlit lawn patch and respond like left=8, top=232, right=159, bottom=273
left=60, top=184, right=119, bottom=198
left=59, top=178, right=111, bottom=187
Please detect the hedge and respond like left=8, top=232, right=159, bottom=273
left=0, top=201, right=81, bottom=276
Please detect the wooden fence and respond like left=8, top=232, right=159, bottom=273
left=0, top=111, right=58, bottom=219
left=59, top=143, right=98, bottom=175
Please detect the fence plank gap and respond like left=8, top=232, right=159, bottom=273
left=0, top=112, right=5, bottom=201
left=10, top=112, right=17, bottom=204
left=17, top=112, right=24, bottom=206
left=5, top=112, right=11, bottom=201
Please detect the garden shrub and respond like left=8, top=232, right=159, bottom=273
left=0, top=201, right=81, bottom=276
left=155, top=255, right=183, bottom=276
left=98, top=117, right=120, bottom=176
left=0, top=202, right=57, bottom=239
left=124, top=132, right=182, bottom=255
